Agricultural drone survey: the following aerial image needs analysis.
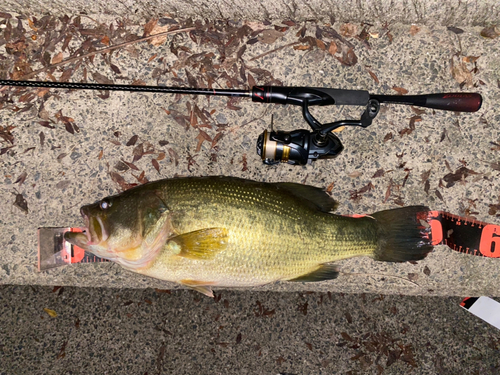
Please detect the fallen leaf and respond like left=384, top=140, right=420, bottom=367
left=57, top=341, right=67, bottom=359
left=14, top=172, right=27, bottom=185
left=423, top=266, right=431, bottom=276
left=328, top=41, right=338, bottom=55
left=367, top=69, right=379, bottom=83
left=143, top=17, right=158, bottom=37
left=110, top=172, right=136, bottom=191
left=443, top=166, right=479, bottom=187
left=341, top=332, right=354, bottom=341
left=392, top=86, right=408, bottom=95
left=450, top=55, right=473, bottom=88
left=409, top=25, right=420, bottom=36
left=168, top=148, right=179, bottom=166
left=148, top=25, right=170, bottom=47
left=316, top=39, right=326, bottom=50
left=51, top=52, right=63, bottom=64
left=480, top=25, right=500, bottom=39
left=447, top=26, right=464, bottom=34
left=382, top=182, right=392, bottom=203
left=92, top=72, right=113, bottom=85
left=126, top=135, right=139, bottom=146
left=336, top=46, right=358, bottom=66
left=340, top=23, right=358, bottom=37
left=152, top=159, right=160, bottom=173
left=132, top=143, right=144, bottom=162
left=408, top=273, right=418, bottom=281
left=13, top=193, right=28, bottom=213
left=259, top=29, right=283, bottom=44
left=43, top=308, right=57, bottom=317
left=383, top=133, right=393, bottom=142
left=293, top=44, right=310, bottom=51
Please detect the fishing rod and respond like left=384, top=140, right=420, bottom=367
left=0, top=79, right=482, bottom=165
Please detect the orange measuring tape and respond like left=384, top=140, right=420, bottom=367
left=428, top=211, right=500, bottom=258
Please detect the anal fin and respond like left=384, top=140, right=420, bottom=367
left=288, top=264, right=340, bottom=282
left=180, top=279, right=215, bottom=297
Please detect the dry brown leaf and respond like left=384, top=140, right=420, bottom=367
left=480, top=26, right=500, bottom=39
left=259, top=29, right=283, bottom=44
left=143, top=18, right=158, bottom=37
left=392, top=86, right=408, bottom=95
left=148, top=54, right=157, bottom=63
left=450, top=55, right=473, bottom=88
left=156, top=152, right=166, bottom=161
left=168, top=148, right=179, bottom=166
left=349, top=171, right=362, bottom=178
left=126, top=135, right=138, bottom=146
left=44, top=308, right=57, bottom=317
left=152, top=159, right=160, bottom=173
left=92, top=72, right=113, bottom=85
left=340, top=23, right=358, bottom=37
left=37, top=88, right=50, bottom=97
left=293, top=44, right=310, bottom=51
left=245, top=21, right=266, bottom=32
left=97, top=35, right=109, bottom=46
left=15, top=172, right=27, bottom=185
left=316, top=39, right=326, bottom=50
left=149, top=24, right=171, bottom=46
left=367, top=69, right=379, bottom=84
left=336, top=46, right=358, bottom=66
left=409, top=25, right=421, bottom=36
left=51, top=52, right=63, bottom=64
left=328, top=41, right=337, bottom=55
left=13, top=193, right=28, bottom=213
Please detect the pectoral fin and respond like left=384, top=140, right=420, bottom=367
left=288, top=264, right=340, bottom=282
left=180, top=279, right=215, bottom=297
left=167, top=228, right=229, bottom=260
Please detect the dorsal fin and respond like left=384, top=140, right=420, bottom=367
left=275, top=182, right=338, bottom=212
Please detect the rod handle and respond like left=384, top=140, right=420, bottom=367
left=424, top=93, right=482, bottom=112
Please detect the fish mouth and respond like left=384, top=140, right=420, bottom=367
left=81, top=207, right=109, bottom=245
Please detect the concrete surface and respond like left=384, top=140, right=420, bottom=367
left=1, top=286, right=499, bottom=374
left=1, top=0, right=500, bottom=26
left=0, top=13, right=500, bottom=296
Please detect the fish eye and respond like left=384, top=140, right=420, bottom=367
left=100, top=200, right=111, bottom=210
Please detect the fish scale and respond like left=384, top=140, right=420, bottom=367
left=141, top=177, right=379, bottom=285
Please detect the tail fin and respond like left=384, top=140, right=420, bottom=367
left=371, top=206, right=433, bottom=262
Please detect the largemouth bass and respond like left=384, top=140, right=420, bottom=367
left=65, top=176, right=433, bottom=296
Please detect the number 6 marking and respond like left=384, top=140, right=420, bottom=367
left=479, top=225, right=500, bottom=258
